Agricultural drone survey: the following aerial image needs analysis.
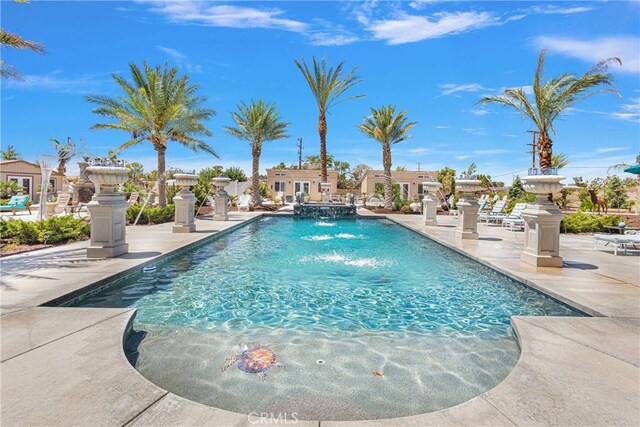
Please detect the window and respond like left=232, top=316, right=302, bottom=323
left=418, top=183, right=425, bottom=195
left=417, top=175, right=426, bottom=179
left=294, top=181, right=310, bottom=194
left=274, top=181, right=286, bottom=192
left=374, top=174, right=384, bottom=178
left=275, top=172, right=286, bottom=177
left=400, top=183, right=410, bottom=200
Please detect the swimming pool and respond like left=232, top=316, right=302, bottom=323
left=72, top=216, right=580, bottom=420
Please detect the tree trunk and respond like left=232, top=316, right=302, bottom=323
left=157, top=146, right=167, bottom=207
left=318, top=113, right=328, bottom=182
left=252, top=144, right=262, bottom=206
left=538, top=132, right=553, bottom=172
left=58, top=161, right=66, bottom=176
left=382, top=143, right=393, bottom=210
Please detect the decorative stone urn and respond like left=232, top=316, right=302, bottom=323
left=320, top=182, right=331, bottom=203
left=520, top=173, right=565, bottom=268
left=422, top=180, right=442, bottom=226
left=172, top=173, right=198, bottom=233
left=212, top=177, right=231, bottom=221
left=455, top=177, right=483, bottom=240
left=85, top=166, right=129, bottom=258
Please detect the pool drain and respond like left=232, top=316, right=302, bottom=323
left=316, top=359, right=325, bottom=365
left=143, top=266, right=157, bottom=273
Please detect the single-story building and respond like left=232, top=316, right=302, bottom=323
left=360, top=170, right=438, bottom=200
left=265, top=169, right=339, bottom=202
left=0, top=160, right=65, bottom=202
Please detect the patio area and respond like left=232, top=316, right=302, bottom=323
left=0, top=211, right=638, bottom=426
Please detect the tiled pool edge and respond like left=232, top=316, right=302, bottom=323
left=44, top=214, right=266, bottom=307
left=385, top=216, right=600, bottom=317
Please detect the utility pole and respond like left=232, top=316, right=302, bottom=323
left=526, top=130, right=538, bottom=169
left=416, top=162, right=421, bottom=171
left=297, top=137, right=303, bottom=170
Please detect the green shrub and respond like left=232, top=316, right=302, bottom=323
left=127, top=204, right=174, bottom=225
left=560, top=212, right=620, bottom=233
left=0, top=216, right=89, bottom=244
left=400, top=205, right=414, bottom=214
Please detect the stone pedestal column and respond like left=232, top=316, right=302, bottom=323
left=85, top=166, right=129, bottom=259
left=456, top=198, right=480, bottom=239
left=212, top=177, right=231, bottom=221
left=422, top=181, right=442, bottom=226
left=172, top=174, right=198, bottom=233
left=521, top=175, right=565, bottom=268
left=455, top=178, right=482, bottom=240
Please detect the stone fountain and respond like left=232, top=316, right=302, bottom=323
left=84, top=159, right=129, bottom=258
left=421, top=180, right=442, bottom=226
left=520, top=168, right=565, bottom=267
left=212, top=177, right=231, bottom=221
left=172, top=173, right=198, bottom=233
left=455, top=175, right=482, bottom=240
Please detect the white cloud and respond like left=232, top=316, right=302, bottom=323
left=435, top=125, right=448, bottom=129
left=438, top=83, right=487, bottom=97
left=503, top=134, right=517, bottom=138
left=469, top=108, right=490, bottom=116
left=454, top=155, right=472, bottom=160
left=408, top=0, right=437, bottom=10
left=308, top=33, right=359, bottom=46
left=463, top=128, right=487, bottom=136
left=529, top=5, right=595, bottom=15
left=595, top=147, right=630, bottom=154
left=473, top=149, right=511, bottom=155
left=5, top=71, right=109, bottom=94
left=535, top=36, right=639, bottom=73
left=156, top=45, right=186, bottom=62
left=142, top=1, right=308, bottom=32
left=408, top=147, right=430, bottom=155
left=365, top=11, right=495, bottom=44
left=155, top=45, right=203, bottom=73
left=610, top=98, right=640, bottom=123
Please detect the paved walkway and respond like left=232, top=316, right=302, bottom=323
left=1, top=212, right=639, bottom=426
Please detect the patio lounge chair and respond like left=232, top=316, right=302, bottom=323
left=501, top=203, right=528, bottom=231
left=366, top=196, right=384, bottom=208
left=479, top=201, right=507, bottom=223
left=594, top=232, right=640, bottom=255
left=128, top=192, right=140, bottom=206
left=54, top=193, right=72, bottom=215
left=237, top=194, right=251, bottom=212
left=0, top=195, right=31, bottom=215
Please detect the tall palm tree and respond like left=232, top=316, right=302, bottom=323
left=225, top=100, right=289, bottom=206
left=357, top=105, right=416, bottom=210
left=0, top=1, right=45, bottom=80
left=86, top=61, right=217, bottom=206
left=294, top=56, right=364, bottom=182
left=478, top=49, right=620, bottom=171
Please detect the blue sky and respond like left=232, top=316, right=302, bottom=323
left=2, top=0, right=639, bottom=183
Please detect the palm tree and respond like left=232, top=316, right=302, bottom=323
left=357, top=105, right=416, bottom=209
left=478, top=49, right=620, bottom=171
left=294, top=56, right=364, bottom=183
left=49, top=137, right=76, bottom=175
left=225, top=99, right=289, bottom=206
left=551, top=153, right=570, bottom=170
left=0, top=1, right=45, bottom=80
left=86, top=61, right=217, bottom=206
left=1, top=144, right=21, bottom=160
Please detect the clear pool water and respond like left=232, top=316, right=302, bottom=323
left=73, top=217, right=580, bottom=420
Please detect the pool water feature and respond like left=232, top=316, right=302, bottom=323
left=72, top=217, right=580, bottom=420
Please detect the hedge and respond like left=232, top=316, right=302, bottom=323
left=561, top=212, right=620, bottom=233
left=0, top=215, right=90, bottom=245
left=126, top=204, right=175, bottom=225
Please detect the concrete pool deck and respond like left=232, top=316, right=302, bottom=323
left=1, top=212, right=638, bottom=426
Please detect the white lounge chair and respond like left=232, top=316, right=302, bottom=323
left=594, top=233, right=640, bottom=255
left=366, top=196, right=384, bottom=208
left=479, top=201, right=507, bottom=223
left=501, top=203, right=528, bottom=231
left=237, top=194, right=251, bottom=212
left=54, top=193, right=72, bottom=215
left=128, top=191, right=140, bottom=206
